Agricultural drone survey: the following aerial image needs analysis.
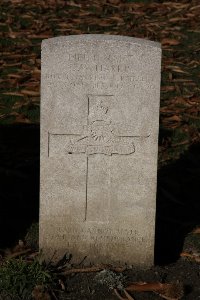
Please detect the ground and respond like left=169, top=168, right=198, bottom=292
left=57, top=258, right=200, bottom=299
left=0, top=0, right=200, bottom=299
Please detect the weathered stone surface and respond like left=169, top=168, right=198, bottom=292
left=40, top=34, right=161, bottom=267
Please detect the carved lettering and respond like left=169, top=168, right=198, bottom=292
left=43, top=72, right=154, bottom=89
left=59, top=227, right=146, bottom=245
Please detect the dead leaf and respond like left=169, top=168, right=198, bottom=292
left=7, top=249, right=32, bottom=259
left=189, top=4, right=200, bottom=11
left=2, top=92, right=24, bottom=97
left=156, top=282, right=184, bottom=300
left=107, top=0, right=121, bottom=4
left=169, top=17, right=188, bottom=22
left=166, top=65, right=190, bottom=74
left=32, top=285, right=51, bottom=300
left=162, top=38, right=180, bottom=46
left=163, top=115, right=182, bottom=123
left=161, top=86, right=175, bottom=92
left=126, top=282, right=164, bottom=292
left=60, top=266, right=104, bottom=275
left=21, top=89, right=40, bottom=96
left=172, top=140, right=189, bottom=147
left=126, top=282, right=184, bottom=300
left=28, top=34, right=52, bottom=39
left=172, top=96, right=192, bottom=107
left=181, top=252, right=200, bottom=262
left=192, top=227, right=200, bottom=234
left=58, top=279, right=65, bottom=291
left=3, top=62, right=22, bottom=67
left=8, top=112, right=32, bottom=123
left=7, top=74, right=23, bottom=79
left=66, top=0, right=82, bottom=7
left=113, top=289, right=127, bottom=300
left=123, top=289, right=135, bottom=300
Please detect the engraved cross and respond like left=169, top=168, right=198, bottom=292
left=48, top=95, right=150, bottom=221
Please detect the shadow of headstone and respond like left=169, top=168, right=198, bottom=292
left=155, top=143, right=200, bottom=264
left=0, top=124, right=39, bottom=248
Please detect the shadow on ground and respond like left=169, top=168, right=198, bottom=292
left=0, top=124, right=39, bottom=248
left=155, top=142, right=200, bottom=264
left=0, top=124, right=200, bottom=265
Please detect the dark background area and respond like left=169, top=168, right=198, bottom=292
left=0, top=124, right=39, bottom=248
left=155, top=141, right=200, bottom=264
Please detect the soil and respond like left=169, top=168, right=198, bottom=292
left=56, top=258, right=200, bottom=299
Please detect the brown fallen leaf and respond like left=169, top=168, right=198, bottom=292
left=162, top=38, right=180, bottom=46
left=169, top=17, right=188, bottom=22
left=7, top=248, right=32, bottom=259
left=66, top=0, right=82, bottom=7
left=60, top=266, right=104, bottom=275
left=192, top=227, right=200, bottom=234
left=166, top=65, right=190, bottom=74
left=172, top=96, right=192, bottom=106
left=172, top=68, right=190, bottom=75
left=114, top=289, right=127, bottom=300
left=163, top=115, right=182, bottom=123
left=180, top=252, right=200, bottom=262
left=21, top=64, right=33, bottom=70
left=21, top=89, right=40, bottom=96
left=32, top=285, right=51, bottom=300
left=8, top=112, right=32, bottom=124
left=172, top=79, right=194, bottom=82
left=28, top=34, right=52, bottom=39
left=10, top=0, right=23, bottom=3
left=126, top=282, right=164, bottom=292
left=171, top=139, right=189, bottom=147
left=161, top=86, right=175, bottom=92
left=31, top=69, right=41, bottom=79
left=3, top=62, right=22, bottom=67
left=60, top=264, right=125, bottom=275
left=156, top=282, right=184, bottom=300
left=2, top=92, right=24, bottom=97
left=189, top=4, right=200, bottom=11
left=126, top=282, right=184, bottom=300
left=58, top=279, right=65, bottom=291
left=107, top=0, right=121, bottom=4
left=7, top=74, right=23, bottom=79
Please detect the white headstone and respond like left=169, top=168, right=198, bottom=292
left=40, top=35, right=161, bottom=267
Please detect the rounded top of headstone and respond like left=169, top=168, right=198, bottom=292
left=41, top=34, right=161, bottom=50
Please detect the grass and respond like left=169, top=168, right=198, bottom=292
left=0, top=257, right=52, bottom=300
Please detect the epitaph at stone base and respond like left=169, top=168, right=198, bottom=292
left=40, top=214, right=155, bottom=267
left=40, top=34, right=161, bottom=267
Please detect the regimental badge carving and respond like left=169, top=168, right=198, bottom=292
left=55, top=96, right=137, bottom=156
left=67, top=119, right=135, bottom=156
left=48, top=95, right=150, bottom=156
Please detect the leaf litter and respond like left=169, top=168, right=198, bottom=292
left=1, top=0, right=200, bottom=299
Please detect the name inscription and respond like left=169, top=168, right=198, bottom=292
left=43, top=56, right=156, bottom=89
